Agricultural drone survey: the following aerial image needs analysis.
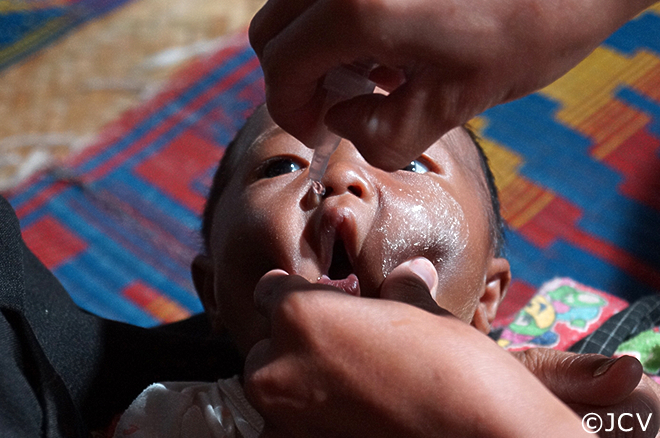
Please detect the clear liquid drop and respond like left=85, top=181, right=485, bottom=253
left=312, top=180, right=326, bottom=196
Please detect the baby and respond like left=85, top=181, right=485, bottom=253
left=195, top=103, right=509, bottom=356
left=113, top=105, right=658, bottom=438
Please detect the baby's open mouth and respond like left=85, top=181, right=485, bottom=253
left=318, top=240, right=361, bottom=296
left=329, top=240, right=352, bottom=280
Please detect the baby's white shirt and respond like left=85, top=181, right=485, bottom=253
left=112, top=376, right=263, bottom=438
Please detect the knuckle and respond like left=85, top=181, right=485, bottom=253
left=247, top=8, right=268, bottom=57
left=274, top=291, right=336, bottom=355
left=558, top=352, right=597, bottom=373
left=327, top=0, right=370, bottom=26
left=273, top=291, right=316, bottom=332
left=325, top=0, right=392, bottom=49
left=517, top=347, right=552, bottom=376
left=244, top=366, right=279, bottom=409
left=244, top=362, right=304, bottom=417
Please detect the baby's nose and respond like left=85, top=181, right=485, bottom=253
left=322, top=147, right=374, bottom=200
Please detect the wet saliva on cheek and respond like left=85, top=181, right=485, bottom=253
left=373, top=178, right=469, bottom=279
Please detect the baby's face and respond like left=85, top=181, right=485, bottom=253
left=198, top=107, right=506, bottom=357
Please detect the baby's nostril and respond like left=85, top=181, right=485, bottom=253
left=322, top=187, right=334, bottom=198
left=348, top=185, right=363, bottom=197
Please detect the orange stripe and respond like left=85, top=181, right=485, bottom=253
left=146, top=298, right=191, bottom=323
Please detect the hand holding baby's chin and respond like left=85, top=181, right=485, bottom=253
left=243, top=268, right=590, bottom=438
left=379, top=261, right=660, bottom=437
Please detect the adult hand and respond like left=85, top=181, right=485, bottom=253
left=344, top=257, right=660, bottom=437
left=249, top=0, right=656, bottom=171
left=380, top=263, right=660, bottom=437
left=383, top=267, right=660, bottom=438
left=243, top=267, right=589, bottom=438
left=513, top=349, right=660, bottom=438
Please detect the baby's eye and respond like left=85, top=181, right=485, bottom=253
left=260, top=157, right=303, bottom=179
left=401, top=159, right=429, bottom=174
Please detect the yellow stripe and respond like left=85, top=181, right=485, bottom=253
left=542, top=49, right=658, bottom=129
left=509, top=190, right=555, bottom=229
left=502, top=179, right=534, bottom=219
left=509, top=185, right=540, bottom=220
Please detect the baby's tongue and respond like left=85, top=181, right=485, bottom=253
left=318, top=274, right=361, bottom=296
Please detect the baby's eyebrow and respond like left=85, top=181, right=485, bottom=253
left=250, top=125, right=285, bottom=151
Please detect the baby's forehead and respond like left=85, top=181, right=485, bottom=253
left=437, top=128, right=485, bottom=177
left=232, top=107, right=287, bottom=157
left=244, top=106, right=280, bottom=144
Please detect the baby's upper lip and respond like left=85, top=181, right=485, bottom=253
left=317, top=205, right=359, bottom=279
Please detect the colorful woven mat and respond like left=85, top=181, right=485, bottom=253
left=5, top=7, right=660, bottom=327
left=0, top=0, right=133, bottom=71
left=7, top=38, right=264, bottom=326
left=483, top=5, right=660, bottom=324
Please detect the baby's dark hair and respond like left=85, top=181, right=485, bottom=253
left=201, top=119, right=252, bottom=256
left=201, top=113, right=505, bottom=257
left=465, top=128, right=506, bottom=257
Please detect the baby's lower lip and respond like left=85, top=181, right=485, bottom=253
left=318, top=273, right=361, bottom=296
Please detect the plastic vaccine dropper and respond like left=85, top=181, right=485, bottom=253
left=308, top=62, right=377, bottom=196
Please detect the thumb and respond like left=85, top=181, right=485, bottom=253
left=325, top=71, right=469, bottom=172
left=325, top=87, right=449, bottom=172
left=512, top=348, right=643, bottom=406
left=379, top=257, right=447, bottom=316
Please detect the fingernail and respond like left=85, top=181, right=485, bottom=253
left=593, top=358, right=618, bottom=377
left=403, top=258, right=437, bottom=300
left=265, top=269, right=289, bottom=278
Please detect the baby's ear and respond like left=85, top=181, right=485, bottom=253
left=191, top=254, right=218, bottom=321
left=471, top=257, right=511, bottom=334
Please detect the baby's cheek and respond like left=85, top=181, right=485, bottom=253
left=433, top=236, right=493, bottom=325
left=248, top=185, right=318, bottom=274
left=374, top=182, right=469, bottom=278
left=437, top=289, right=480, bottom=323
